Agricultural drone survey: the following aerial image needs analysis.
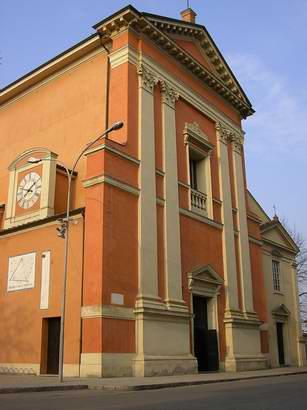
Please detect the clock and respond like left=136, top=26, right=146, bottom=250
left=16, top=172, right=42, bottom=209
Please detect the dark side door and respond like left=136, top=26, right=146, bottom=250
left=47, top=317, right=61, bottom=374
left=276, top=322, right=285, bottom=366
left=193, top=296, right=219, bottom=371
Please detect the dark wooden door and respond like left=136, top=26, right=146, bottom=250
left=47, top=317, right=60, bottom=374
left=193, top=296, right=219, bottom=372
left=276, top=322, right=285, bottom=366
left=206, top=330, right=219, bottom=371
left=193, top=296, right=208, bottom=371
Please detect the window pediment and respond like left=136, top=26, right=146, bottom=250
left=184, top=122, right=214, bottom=155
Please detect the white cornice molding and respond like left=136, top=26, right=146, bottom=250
left=261, top=237, right=297, bottom=255
left=109, top=45, right=138, bottom=68
left=0, top=37, right=103, bottom=108
left=0, top=213, right=83, bottom=239
left=81, top=304, right=135, bottom=320
left=249, top=236, right=263, bottom=246
left=83, top=174, right=140, bottom=197
left=180, top=207, right=223, bottom=230
left=85, top=143, right=140, bottom=165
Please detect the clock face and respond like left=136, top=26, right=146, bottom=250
left=16, top=172, right=42, bottom=209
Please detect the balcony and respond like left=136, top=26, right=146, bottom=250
left=191, top=188, right=207, bottom=216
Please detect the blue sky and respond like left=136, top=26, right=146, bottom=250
left=1, top=0, right=307, bottom=239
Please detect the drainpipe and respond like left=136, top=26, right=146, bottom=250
left=100, top=36, right=111, bottom=131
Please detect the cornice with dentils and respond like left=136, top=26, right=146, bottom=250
left=94, top=6, right=254, bottom=118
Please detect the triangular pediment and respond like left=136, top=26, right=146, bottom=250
left=142, top=13, right=253, bottom=117
left=272, top=304, right=291, bottom=317
left=172, top=38, right=215, bottom=73
left=94, top=7, right=254, bottom=118
left=261, top=221, right=298, bottom=254
left=188, top=264, right=223, bottom=286
left=247, top=191, right=270, bottom=224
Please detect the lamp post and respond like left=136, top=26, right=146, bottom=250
left=28, top=121, right=123, bottom=382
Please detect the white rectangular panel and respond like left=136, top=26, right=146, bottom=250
left=111, top=293, right=124, bottom=305
left=40, top=251, right=51, bottom=309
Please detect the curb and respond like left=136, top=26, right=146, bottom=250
left=89, top=370, right=307, bottom=391
left=1, top=370, right=307, bottom=394
left=0, top=384, right=88, bottom=395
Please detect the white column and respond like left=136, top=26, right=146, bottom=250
left=161, top=81, right=186, bottom=310
left=216, top=123, right=239, bottom=312
left=231, top=134, right=255, bottom=314
left=136, top=64, right=160, bottom=308
left=291, top=262, right=305, bottom=366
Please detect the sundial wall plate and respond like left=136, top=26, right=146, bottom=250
left=7, top=252, right=36, bottom=292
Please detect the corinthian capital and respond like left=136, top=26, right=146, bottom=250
left=160, top=80, right=179, bottom=109
left=231, top=133, right=245, bottom=154
left=215, top=122, right=231, bottom=144
left=137, top=64, right=158, bottom=93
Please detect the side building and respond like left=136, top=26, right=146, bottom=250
left=0, top=6, right=305, bottom=377
left=248, top=193, right=306, bottom=368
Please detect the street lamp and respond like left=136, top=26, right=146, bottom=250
left=28, top=121, right=124, bottom=382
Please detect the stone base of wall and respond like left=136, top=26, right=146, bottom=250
left=80, top=353, right=134, bottom=378
left=225, top=355, right=268, bottom=372
left=63, top=364, right=80, bottom=377
left=133, top=355, right=198, bottom=377
left=0, top=363, right=39, bottom=375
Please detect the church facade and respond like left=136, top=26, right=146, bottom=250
left=0, top=5, right=305, bottom=377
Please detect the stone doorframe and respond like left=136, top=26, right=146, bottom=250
left=188, top=265, right=223, bottom=357
left=272, top=304, right=291, bottom=366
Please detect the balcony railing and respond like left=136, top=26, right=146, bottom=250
left=191, top=189, right=207, bottom=216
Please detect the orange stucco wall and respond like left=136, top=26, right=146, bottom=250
left=0, top=51, right=108, bottom=211
left=0, top=217, right=84, bottom=365
left=102, top=184, right=138, bottom=307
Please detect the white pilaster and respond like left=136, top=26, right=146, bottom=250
left=291, top=262, right=305, bottom=366
left=231, top=134, right=255, bottom=314
left=137, top=64, right=160, bottom=308
left=161, top=80, right=186, bottom=311
left=216, top=122, right=239, bottom=312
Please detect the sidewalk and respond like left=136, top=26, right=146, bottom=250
left=1, top=366, right=307, bottom=394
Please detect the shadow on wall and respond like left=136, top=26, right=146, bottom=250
left=0, top=304, right=36, bottom=374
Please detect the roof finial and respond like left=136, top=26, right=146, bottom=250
left=273, top=204, right=279, bottom=221
left=187, top=0, right=190, bottom=8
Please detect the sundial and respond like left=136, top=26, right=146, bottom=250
left=7, top=252, right=36, bottom=291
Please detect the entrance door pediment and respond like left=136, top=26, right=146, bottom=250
left=272, top=304, right=291, bottom=321
left=188, top=265, right=223, bottom=297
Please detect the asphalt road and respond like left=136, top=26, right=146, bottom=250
left=1, top=373, right=307, bottom=410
